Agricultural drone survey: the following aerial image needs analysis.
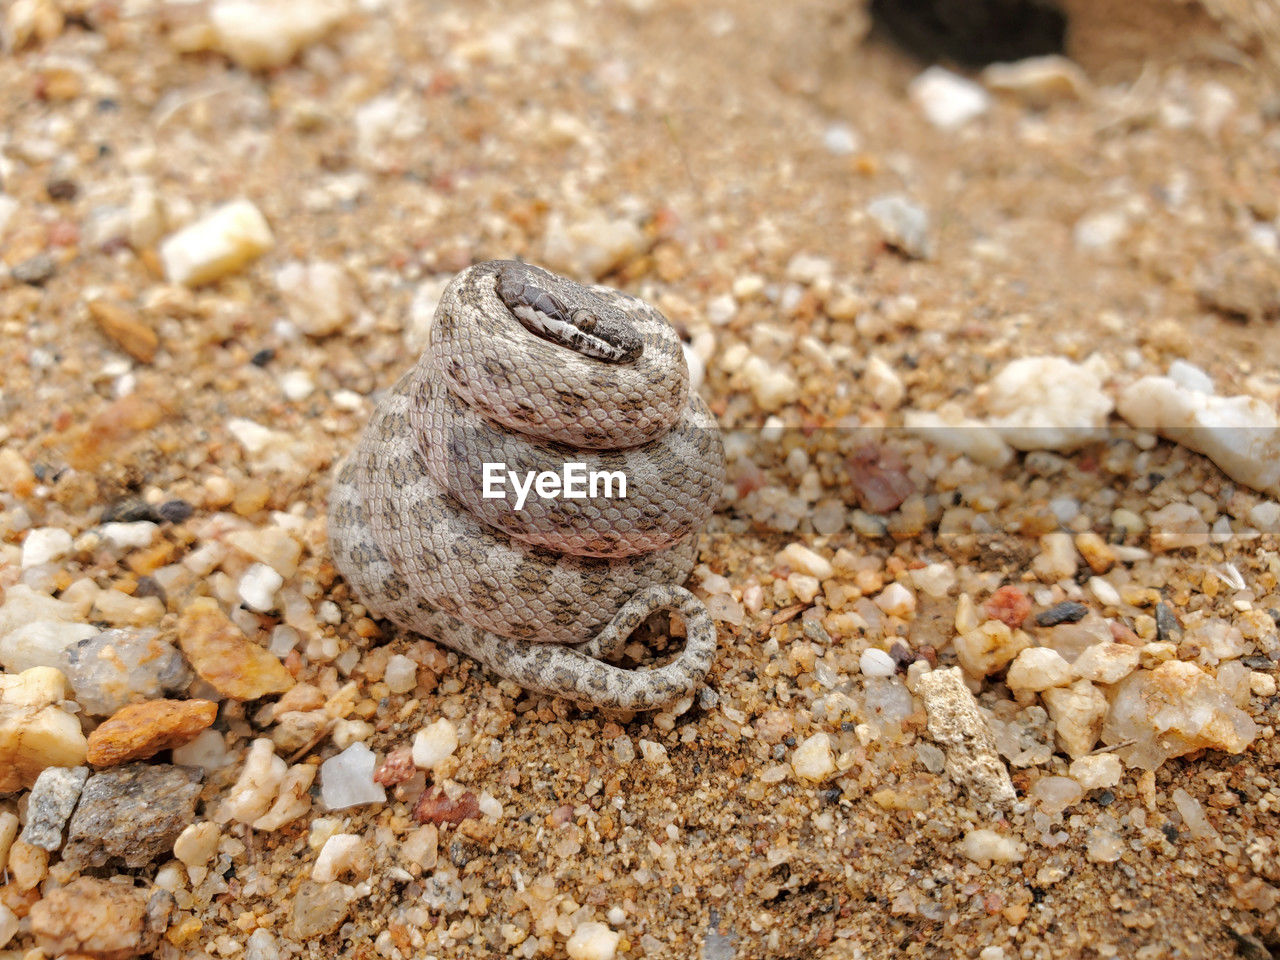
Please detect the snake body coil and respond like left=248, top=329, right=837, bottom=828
left=328, top=260, right=725, bottom=709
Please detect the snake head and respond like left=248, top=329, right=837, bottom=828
left=496, top=263, right=642, bottom=364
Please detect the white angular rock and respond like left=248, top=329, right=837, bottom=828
left=865, top=355, right=906, bottom=410
left=960, top=828, right=1025, bottom=863
left=1183, top=618, right=1246, bottom=667
left=99, top=522, right=159, bottom=550
left=0, top=586, right=78, bottom=640
left=1071, top=642, right=1140, bottom=685
left=211, top=0, right=351, bottom=70
left=955, top=620, right=1029, bottom=678
left=791, top=732, right=835, bottom=781
left=411, top=718, right=458, bottom=770
left=1029, top=774, right=1082, bottom=815
left=239, top=563, right=284, bottom=612
left=1069, top=753, right=1122, bottom=790
left=173, top=822, right=221, bottom=870
left=320, top=742, right=385, bottom=809
left=1101, top=661, right=1257, bottom=769
left=21, top=527, right=73, bottom=568
left=1042, top=679, right=1107, bottom=758
left=1005, top=647, right=1072, bottom=693
left=1116, top=375, right=1280, bottom=498
left=0, top=667, right=88, bottom=793
left=867, top=194, right=932, bottom=259
left=224, top=739, right=288, bottom=824
left=874, top=582, right=916, bottom=618
left=0, top=620, right=97, bottom=673
left=860, top=648, right=896, bottom=677
left=909, top=66, right=991, bottom=129
left=984, top=356, right=1113, bottom=452
left=160, top=200, right=274, bottom=287
left=1032, top=531, right=1080, bottom=582
left=312, top=833, right=366, bottom=882
left=383, top=654, right=418, bottom=694
left=778, top=543, right=833, bottom=580
left=566, top=921, right=621, bottom=960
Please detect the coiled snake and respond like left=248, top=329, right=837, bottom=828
left=328, top=260, right=725, bottom=709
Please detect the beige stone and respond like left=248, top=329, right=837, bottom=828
left=955, top=620, right=1030, bottom=677
left=917, top=667, right=1015, bottom=810
left=0, top=666, right=88, bottom=792
left=1042, top=679, right=1108, bottom=758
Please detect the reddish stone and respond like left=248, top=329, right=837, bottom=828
left=983, top=585, right=1031, bottom=629
left=413, top=787, right=479, bottom=825
left=847, top=445, right=914, bottom=514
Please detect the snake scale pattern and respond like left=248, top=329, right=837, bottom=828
left=328, top=260, right=726, bottom=709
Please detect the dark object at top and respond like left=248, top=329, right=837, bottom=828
left=1034, top=601, right=1088, bottom=627
left=871, top=0, right=1067, bottom=66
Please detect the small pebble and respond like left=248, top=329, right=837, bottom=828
left=384, top=654, right=418, bottom=694
left=173, top=821, right=221, bottom=870
left=312, top=833, right=366, bottom=882
left=62, top=628, right=191, bottom=716
left=12, top=253, right=57, bottom=286
left=778, top=543, right=833, bottom=579
left=1069, top=754, right=1123, bottom=790
left=566, top=921, right=621, bottom=960
left=860, top=648, right=896, bottom=677
left=959, top=828, right=1025, bottom=863
left=0, top=620, right=97, bottom=673
left=822, top=122, right=859, bottom=155
left=1072, top=642, right=1140, bottom=685
left=981, top=55, right=1089, bottom=107
left=1118, top=375, right=1280, bottom=499
left=211, top=0, right=351, bottom=70
left=160, top=200, right=274, bottom=287
left=1155, top=603, right=1182, bottom=642
left=1006, top=647, right=1072, bottom=693
left=239, top=562, right=284, bottom=611
left=909, top=66, right=991, bottom=129
left=29, top=877, right=172, bottom=959
left=1035, top=601, right=1089, bottom=627
left=19, top=765, right=89, bottom=851
left=791, top=732, right=835, bottom=781
left=0, top=666, right=88, bottom=792
left=867, top=194, right=932, bottom=259
left=985, top=357, right=1113, bottom=453
left=21, top=526, right=73, bottom=568
left=320, top=742, right=386, bottom=810
left=275, top=260, right=361, bottom=337
left=412, top=718, right=458, bottom=770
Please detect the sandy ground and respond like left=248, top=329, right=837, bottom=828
left=3, top=1, right=1280, bottom=958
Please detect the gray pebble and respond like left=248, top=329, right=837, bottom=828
left=1035, top=601, right=1089, bottom=627
left=62, top=628, right=192, bottom=716
left=11, top=253, right=57, bottom=286
left=1155, top=602, right=1182, bottom=643
left=18, top=766, right=89, bottom=851
left=61, top=763, right=203, bottom=869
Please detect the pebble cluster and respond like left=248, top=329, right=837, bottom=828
left=1, top=0, right=1280, bottom=958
